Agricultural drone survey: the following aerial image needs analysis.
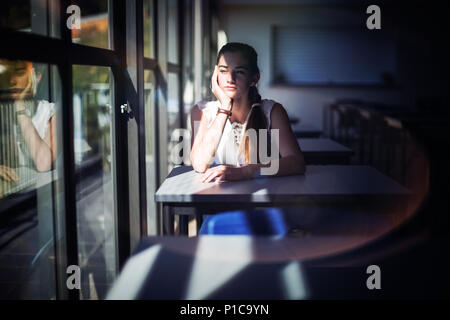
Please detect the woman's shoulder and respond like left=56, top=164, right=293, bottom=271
left=33, top=100, right=56, bottom=123
left=260, top=99, right=281, bottom=118
left=192, top=100, right=220, bottom=123
left=259, top=99, right=289, bottom=128
left=261, top=99, right=286, bottom=112
left=36, top=100, right=56, bottom=114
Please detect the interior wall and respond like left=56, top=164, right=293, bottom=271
left=218, top=3, right=444, bottom=131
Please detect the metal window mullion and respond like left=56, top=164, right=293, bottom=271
left=0, top=28, right=119, bottom=68
left=0, top=28, right=66, bottom=63
left=59, top=0, right=79, bottom=301
left=125, top=0, right=139, bottom=259
left=68, top=43, right=118, bottom=66
left=152, top=0, right=160, bottom=195
left=158, top=0, right=169, bottom=182
left=193, top=0, right=202, bottom=103
left=154, top=0, right=169, bottom=235
left=155, top=0, right=168, bottom=189
left=111, top=0, right=131, bottom=270
left=136, top=0, right=148, bottom=237
left=178, top=0, right=185, bottom=129
left=108, top=0, right=120, bottom=279
left=147, top=0, right=161, bottom=236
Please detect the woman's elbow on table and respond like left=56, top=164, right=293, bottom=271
left=192, top=163, right=208, bottom=173
left=190, top=153, right=209, bottom=173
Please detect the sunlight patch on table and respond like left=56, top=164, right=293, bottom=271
left=106, top=245, right=162, bottom=299
left=184, top=236, right=252, bottom=299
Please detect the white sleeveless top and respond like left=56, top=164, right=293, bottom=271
left=196, top=99, right=277, bottom=166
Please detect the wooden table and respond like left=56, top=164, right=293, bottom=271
left=298, top=138, right=354, bottom=164
left=293, top=124, right=323, bottom=138
left=155, top=165, right=411, bottom=235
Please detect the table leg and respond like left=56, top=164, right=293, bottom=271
left=179, top=215, right=189, bottom=235
left=162, top=204, right=174, bottom=235
left=156, top=204, right=162, bottom=235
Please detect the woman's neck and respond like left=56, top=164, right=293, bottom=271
left=230, top=96, right=251, bottom=123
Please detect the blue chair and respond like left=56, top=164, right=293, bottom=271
left=199, top=208, right=289, bottom=236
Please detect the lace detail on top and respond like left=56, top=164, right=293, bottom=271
left=231, top=121, right=245, bottom=148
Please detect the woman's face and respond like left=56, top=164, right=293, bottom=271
left=9, top=61, right=35, bottom=99
left=217, top=51, right=257, bottom=100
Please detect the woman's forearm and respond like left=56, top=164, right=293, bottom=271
left=190, top=113, right=229, bottom=172
left=16, top=114, right=52, bottom=172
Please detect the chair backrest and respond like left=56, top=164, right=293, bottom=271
left=199, top=208, right=289, bottom=236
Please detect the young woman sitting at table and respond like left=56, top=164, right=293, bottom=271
left=190, top=42, right=305, bottom=182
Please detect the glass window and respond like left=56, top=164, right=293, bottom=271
left=144, top=70, right=157, bottom=235
left=182, top=0, right=194, bottom=131
left=72, top=65, right=116, bottom=299
left=183, top=73, right=194, bottom=133
left=70, top=0, right=110, bottom=50
left=167, top=73, right=181, bottom=172
left=0, top=0, right=60, bottom=38
left=183, top=0, right=193, bottom=69
left=0, top=59, right=63, bottom=299
left=167, top=0, right=179, bottom=64
left=143, top=0, right=155, bottom=58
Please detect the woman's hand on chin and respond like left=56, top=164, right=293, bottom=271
left=211, top=66, right=232, bottom=110
left=201, top=165, right=249, bottom=183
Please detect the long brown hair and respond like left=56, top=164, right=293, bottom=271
left=217, top=43, right=268, bottom=164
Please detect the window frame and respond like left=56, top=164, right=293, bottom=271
left=0, top=0, right=134, bottom=300
left=0, top=0, right=213, bottom=298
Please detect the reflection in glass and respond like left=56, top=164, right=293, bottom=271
left=70, top=0, right=110, bottom=49
left=143, top=0, right=155, bottom=58
left=144, top=70, right=157, bottom=235
left=0, top=0, right=60, bottom=37
left=73, top=65, right=116, bottom=299
left=0, top=59, right=62, bottom=299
